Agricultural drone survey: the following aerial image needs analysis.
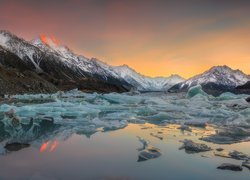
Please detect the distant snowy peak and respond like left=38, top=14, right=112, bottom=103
left=162, top=74, right=185, bottom=90
left=176, top=65, right=250, bottom=90
left=113, top=65, right=185, bottom=91
left=35, top=34, right=60, bottom=47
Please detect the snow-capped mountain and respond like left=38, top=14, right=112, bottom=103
left=113, top=65, right=185, bottom=91
left=0, top=31, right=129, bottom=85
left=169, top=65, right=250, bottom=93
left=0, top=30, right=133, bottom=94
left=32, top=35, right=185, bottom=91
left=0, top=30, right=184, bottom=92
left=31, top=35, right=124, bottom=81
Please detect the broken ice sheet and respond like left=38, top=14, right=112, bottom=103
left=0, top=90, right=250, bottom=152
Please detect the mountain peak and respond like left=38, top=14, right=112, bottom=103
left=31, top=34, right=76, bottom=60
left=171, top=65, right=250, bottom=91
left=208, top=65, right=233, bottom=72
left=32, top=34, right=61, bottom=48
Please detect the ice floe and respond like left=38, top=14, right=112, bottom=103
left=0, top=89, right=250, bottom=148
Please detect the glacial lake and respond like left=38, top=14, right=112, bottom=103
left=0, top=90, right=250, bottom=179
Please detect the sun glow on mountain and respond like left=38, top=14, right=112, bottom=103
left=39, top=34, right=60, bottom=46
left=51, top=35, right=60, bottom=45
left=39, top=35, right=49, bottom=45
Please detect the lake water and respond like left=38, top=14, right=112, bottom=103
left=0, top=123, right=249, bottom=180
left=0, top=90, right=250, bottom=179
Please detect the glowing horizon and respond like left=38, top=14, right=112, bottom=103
left=1, top=0, right=250, bottom=78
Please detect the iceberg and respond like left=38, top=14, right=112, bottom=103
left=186, top=85, right=208, bottom=98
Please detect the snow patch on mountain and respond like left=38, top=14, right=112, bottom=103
left=0, top=30, right=43, bottom=73
left=0, top=32, right=9, bottom=47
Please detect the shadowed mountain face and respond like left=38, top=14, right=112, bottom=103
left=235, top=81, right=250, bottom=95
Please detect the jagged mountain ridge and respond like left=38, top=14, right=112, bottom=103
left=31, top=35, right=185, bottom=91
left=0, top=30, right=130, bottom=93
left=0, top=30, right=184, bottom=93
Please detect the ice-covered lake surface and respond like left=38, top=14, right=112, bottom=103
left=0, top=88, right=250, bottom=179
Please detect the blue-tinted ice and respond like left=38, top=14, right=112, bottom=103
left=0, top=89, right=250, bottom=154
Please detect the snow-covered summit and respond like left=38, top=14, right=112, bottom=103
left=31, top=35, right=77, bottom=60
left=173, top=65, right=250, bottom=91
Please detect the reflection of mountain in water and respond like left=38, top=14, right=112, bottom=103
left=0, top=112, right=61, bottom=155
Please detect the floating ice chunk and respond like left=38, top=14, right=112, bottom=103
left=201, top=125, right=250, bottom=144
left=103, top=120, right=128, bottom=131
left=138, top=146, right=162, bottom=162
left=217, top=163, right=243, bottom=171
left=137, top=136, right=161, bottom=162
left=179, top=139, right=212, bottom=153
left=215, top=150, right=250, bottom=161
left=103, top=93, right=144, bottom=104
left=186, top=85, right=208, bottom=98
left=229, top=150, right=250, bottom=160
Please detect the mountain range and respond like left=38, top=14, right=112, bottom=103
left=0, top=30, right=250, bottom=95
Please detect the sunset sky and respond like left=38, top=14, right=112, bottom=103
left=1, top=0, right=250, bottom=78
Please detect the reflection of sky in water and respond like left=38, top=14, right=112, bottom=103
left=0, top=124, right=249, bottom=180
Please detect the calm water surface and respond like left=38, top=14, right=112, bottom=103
left=0, top=123, right=249, bottom=180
